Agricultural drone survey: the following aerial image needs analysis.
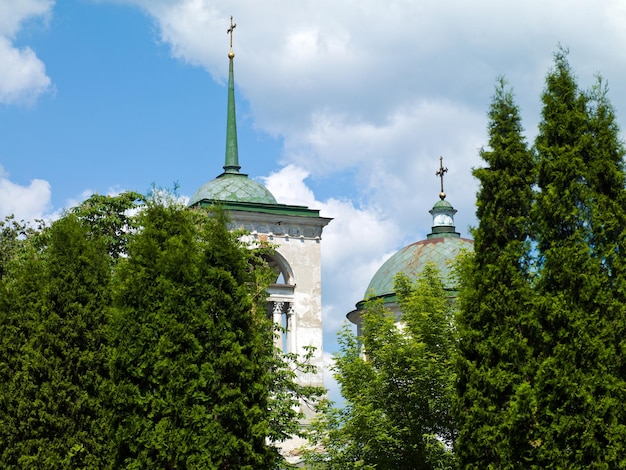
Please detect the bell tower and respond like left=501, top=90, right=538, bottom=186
left=187, top=17, right=331, bottom=419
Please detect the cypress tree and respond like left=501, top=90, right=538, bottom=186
left=584, top=76, right=626, bottom=463
left=456, top=78, right=536, bottom=468
left=0, top=215, right=112, bottom=468
left=109, top=201, right=277, bottom=469
left=586, top=84, right=626, bottom=441
left=532, top=48, right=626, bottom=466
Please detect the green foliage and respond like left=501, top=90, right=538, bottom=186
left=1, top=193, right=319, bottom=469
left=458, top=49, right=626, bottom=468
left=305, top=264, right=456, bottom=470
left=455, top=78, right=537, bottom=468
left=71, top=191, right=144, bottom=261
left=0, top=214, right=112, bottom=468
left=530, top=48, right=626, bottom=467
left=0, top=215, right=44, bottom=281
left=267, top=344, right=325, bottom=445
left=109, top=201, right=279, bottom=468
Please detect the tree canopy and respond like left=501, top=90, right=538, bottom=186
left=457, top=48, right=626, bottom=468
left=305, top=264, right=456, bottom=470
left=0, top=214, right=112, bottom=467
left=0, top=193, right=319, bottom=469
left=530, top=48, right=626, bottom=467
left=455, top=77, right=537, bottom=467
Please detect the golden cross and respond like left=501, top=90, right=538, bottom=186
left=435, top=156, right=448, bottom=199
left=227, top=16, right=237, bottom=50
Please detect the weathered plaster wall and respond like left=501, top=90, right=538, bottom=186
left=228, top=211, right=330, bottom=397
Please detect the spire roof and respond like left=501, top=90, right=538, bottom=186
left=223, top=16, right=240, bottom=174
left=188, top=17, right=278, bottom=207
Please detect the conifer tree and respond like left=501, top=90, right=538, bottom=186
left=531, top=48, right=626, bottom=466
left=0, top=215, right=112, bottom=468
left=585, top=83, right=626, bottom=435
left=455, top=78, right=536, bottom=468
left=109, top=201, right=278, bottom=469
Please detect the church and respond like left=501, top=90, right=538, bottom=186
left=187, top=19, right=331, bottom=424
left=187, top=18, right=473, bottom=463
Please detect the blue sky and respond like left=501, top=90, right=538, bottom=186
left=3, top=0, right=626, bottom=401
left=2, top=2, right=281, bottom=210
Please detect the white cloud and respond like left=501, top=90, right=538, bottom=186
left=0, top=0, right=52, bottom=37
left=263, top=164, right=316, bottom=207
left=281, top=100, right=485, bottom=237
left=108, top=1, right=626, bottom=246
left=0, top=37, right=51, bottom=105
left=0, top=0, right=53, bottom=105
left=0, top=170, right=132, bottom=224
left=119, top=0, right=626, bottom=123
left=0, top=166, right=52, bottom=221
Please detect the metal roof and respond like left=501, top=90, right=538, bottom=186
left=365, top=235, right=473, bottom=298
left=188, top=173, right=277, bottom=206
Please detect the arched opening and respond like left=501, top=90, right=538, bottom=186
left=264, top=251, right=296, bottom=354
left=263, top=251, right=294, bottom=287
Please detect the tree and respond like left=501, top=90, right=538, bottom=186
left=585, top=81, right=626, bottom=438
left=1, top=193, right=321, bottom=468
left=0, top=214, right=112, bottom=468
left=108, top=201, right=280, bottom=469
left=455, top=78, right=537, bottom=468
left=305, top=264, right=456, bottom=470
left=70, top=191, right=144, bottom=261
left=0, top=215, right=43, bottom=281
left=266, top=343, right=324, bottom=446
left=531, top=48, right=626, bottom=467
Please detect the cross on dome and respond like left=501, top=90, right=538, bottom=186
left=436, top=156, right=448, bottom=200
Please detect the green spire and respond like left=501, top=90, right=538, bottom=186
left=223, top=16, right=240, bottom=174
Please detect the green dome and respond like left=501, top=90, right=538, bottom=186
left=188, top=173, right=277, bottom=206
left=363, top=196, right=471, bottom=300
left=432, top=199, right=453, bottom=209
left=365, top=236, right=473, bottom=298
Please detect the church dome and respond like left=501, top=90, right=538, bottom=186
left=364, top=194, right=473, bottom=301
left=349, top=158, right=474, bottom=326
left=188, top=173, right=277, bottom=206
left=365, top=235, right=473, bottom=298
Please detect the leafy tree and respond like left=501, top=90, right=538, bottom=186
left=0, top=215, right=43, bottom=281
left=305, top=264, right=456, bottom=469
left=455, top=78, right=537, bottom=468
left=0, top=214, right=112, bottom=468
left=108, top=201, right=280, bottom=469
left=531, top=48, right=626, bottom=467
left=266, top=343, right=324, bottom=446
left=71, top=191, right=144, bottom=261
